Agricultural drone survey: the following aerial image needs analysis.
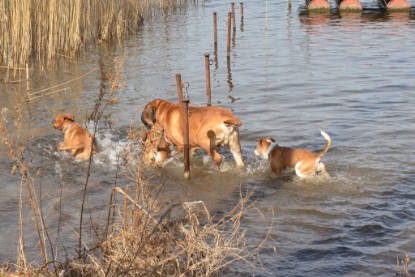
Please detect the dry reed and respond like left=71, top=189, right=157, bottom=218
left=0, top=107, right=49, bottom=273
left=0, top=0, right=197, bottom=78
left=396, top=254, right=414, bottom=277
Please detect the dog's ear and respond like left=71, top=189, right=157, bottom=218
left=223, top=118, right=242, bottom=127
left=63, top=114, right=74, bottom=122
left=265, top=137, right=275, bottom=143
left=141, top=101, right=157, bottom=128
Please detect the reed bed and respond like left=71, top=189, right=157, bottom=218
left=0, top=0, right=199, bottom=77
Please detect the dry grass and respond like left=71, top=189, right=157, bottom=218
left=103, top=186, right=260, bottom=276
left=64, top=175, right=264, bottom=276
left=396, top=254, right=415, bottom=277
left=0, top=0, right=199, bottom=78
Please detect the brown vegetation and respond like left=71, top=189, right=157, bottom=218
left=0, top=0, right=195, bottom=76
left=396, top=254, right=414, bottom=277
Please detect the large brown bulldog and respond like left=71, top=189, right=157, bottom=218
left=52, top=114, right=96, bottom=160
left=141, top=99, right=244, bottom=168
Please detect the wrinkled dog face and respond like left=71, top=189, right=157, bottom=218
left=52, top=114, right=74, bottom=131
left=141, top=125, right=171, bottom=166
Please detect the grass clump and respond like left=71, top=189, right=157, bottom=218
left=396, top=254, right=415, bottom=277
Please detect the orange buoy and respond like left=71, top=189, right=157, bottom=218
left=387, top=0, right=410, bottom=10
left=339, top=0, right=363, bottom=11
left=307, top=0, right=331, bottom=11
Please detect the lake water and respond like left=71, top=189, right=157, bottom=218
left=1, top=0, right=415, bottom=276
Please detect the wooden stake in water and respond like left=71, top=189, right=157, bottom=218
left=204, top=53, right=212, bottom=106
left=176, top=73, right=190, bottom=179
left=240, top=3, right=244, bottom=32
left=231, top=3, right=236, bottom=32
left=182, top=98, right=190, bottom=180
left=227, top=12, right=232, bottom=58
left=176, top=74, right=183, bottom=103
left=213, top=12, right=218, bottom=48
left=240, top=2, right=244, bottom=19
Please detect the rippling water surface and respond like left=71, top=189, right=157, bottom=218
left=1, top=0, right=415, bottom=276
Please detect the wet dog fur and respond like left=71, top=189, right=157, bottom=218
left=52, top=114, right=96, bottom=160
left=141, top=99, right=244, bottom=169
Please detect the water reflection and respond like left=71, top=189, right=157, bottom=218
left=226, top=57, right=233, bottom=92
left=299, top=13, right=332, bottom=26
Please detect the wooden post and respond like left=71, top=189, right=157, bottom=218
left=176, top=74, right=183, bottom=103
left=240, top=2, right=244, bottom=19
left=227, top=12, right=232, bottom=58
left=176, top=73, right=190, bottom=179
left=240, top=3, right=244, bottom=32
left=213, top=12, right=218, bottom=48
left=182, top=99, right=190, bottom=180
left=231, top=3, right=236, bottom=32
left=213, top=12, right=219, bottom=69
left=204, top=53, right=212, bottom=106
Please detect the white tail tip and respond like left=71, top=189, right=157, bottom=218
left=320, top=130, right=330, bottom=141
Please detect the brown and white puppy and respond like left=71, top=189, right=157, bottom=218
left=141, top=123, right=171, bottom=166
left=255, top=131, right=331, bottom=177
left=141, top=99, right=244, bottom=168
left=52, top=114, right=96, bottom=160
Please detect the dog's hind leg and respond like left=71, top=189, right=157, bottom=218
left=294, top=161, right=308, bottom=178
left=206, top=130, right=223, bottom=167
left=204, top=143, right=222, bottom=167
left=316, top=162, right=330, bottom=177
left=229, top=132, right=244, bottom=169
left=295, top=161, right=317, bottom=177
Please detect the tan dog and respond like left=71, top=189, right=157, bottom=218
left=141, top=99, right=244, bottom=168
left=141, top=123, right=171, bottom=166
left=255, top=131, right=331, bottom=177
left=52, top=114, right=96, bottom=160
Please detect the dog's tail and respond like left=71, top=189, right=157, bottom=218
left=223, top=117, right=242, bottom=127
left=315, top=131, right=331, bottom=159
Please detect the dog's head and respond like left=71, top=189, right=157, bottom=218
left=316, top=161, right=329, bottom=177
left=254, top=137, right=275, bottom=159
left=141, top=129, right=171, bottom=166
left=141, top=99, right=162, bottom=129
left=52, top=114, right=75, bottom=131
left=155, top=139, right=171, bottom=162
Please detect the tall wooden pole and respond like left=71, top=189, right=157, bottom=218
left=231, top=3, right=236, bottom=33
left=182, top=99, right=190, bottom=180
left=227, top=11, right=232, bottom=58
left=240, top=2, right=244, bottom=19
left=213, top=11, right=218, bottom=48
left=176, top=73, right=190, bottom=179
left=176, top=74, right=183, bottom=103
left=204, top=53, right=212, bottom=106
